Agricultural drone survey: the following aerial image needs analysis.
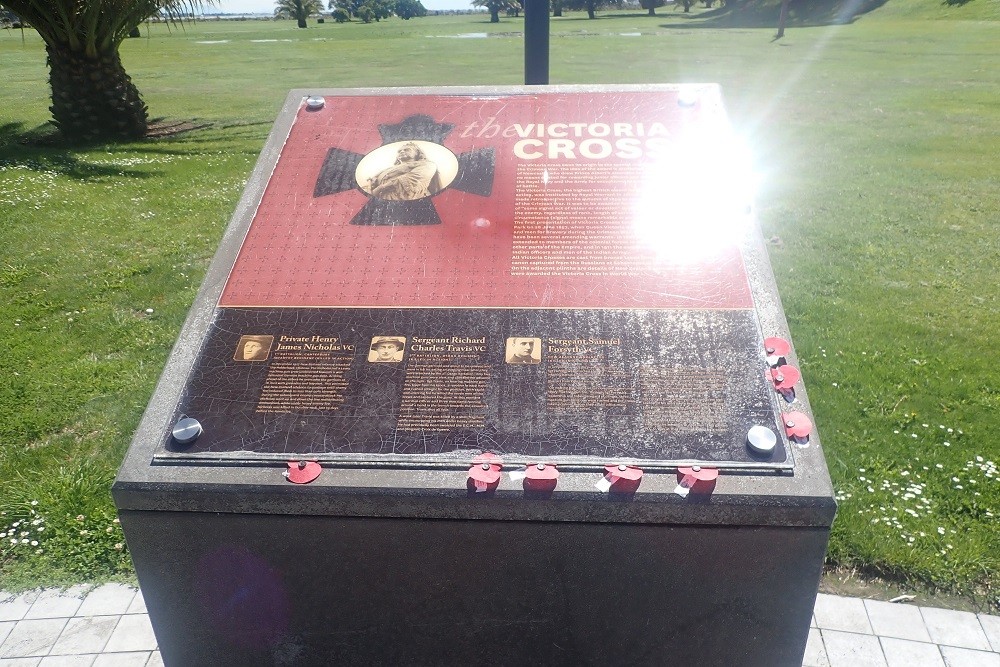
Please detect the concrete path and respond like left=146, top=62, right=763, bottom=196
left=1, top=586, right=998, bottom=666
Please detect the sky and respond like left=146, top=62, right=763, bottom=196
left=210, top=0, right=473, bottom=14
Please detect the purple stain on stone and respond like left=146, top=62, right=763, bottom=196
left=196, top=545, right=290, bottom=649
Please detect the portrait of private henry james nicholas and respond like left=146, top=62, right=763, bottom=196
left=369, top=336, right=406, bottom=363
left=505, top=337, right=541, bottom=365
left=355, top=141, right=458, bottom=202
left=234, top=335, right=274, bottom=362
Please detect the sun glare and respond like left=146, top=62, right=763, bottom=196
left=632, top=129, right=758, bottom=264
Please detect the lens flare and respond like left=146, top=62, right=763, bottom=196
left=632, top=131, right=757, bottom=264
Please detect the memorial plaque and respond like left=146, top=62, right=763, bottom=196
left=115, top=86, right=835, bottom=667
left=159, top=87, right=788, bottom=469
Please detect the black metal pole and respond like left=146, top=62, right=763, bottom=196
left=524, top=0, right=550, bottom=85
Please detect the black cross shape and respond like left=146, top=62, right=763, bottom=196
left=312, top=115, right=496, bottom=227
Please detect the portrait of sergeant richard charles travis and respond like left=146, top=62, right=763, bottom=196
left=368, top=336, right=406, bottom=363
left=234, top=335, right=274, bottom=362
left=506, top=337, right=541, bottom=365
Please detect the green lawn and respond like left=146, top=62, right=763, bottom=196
left=1, top=2, right=998, bottom=606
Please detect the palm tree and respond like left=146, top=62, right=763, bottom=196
left=274, top=0, right=322, bottom=28
left=472, top=0, right=514, bottom=23
left=0, top=0, right=205, bottom=142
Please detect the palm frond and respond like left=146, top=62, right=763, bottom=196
left=1, top=0, right=214, bottom=54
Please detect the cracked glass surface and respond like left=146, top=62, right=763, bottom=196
left=156, top=88, right=792, bottom=469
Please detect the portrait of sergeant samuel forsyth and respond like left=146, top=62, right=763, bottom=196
left=234, top=335, right=274, bottom=362
left=355, top=141, right=458, bottom=202
left=368, top=336, right=406, bottom=363
left=505, top=337, right=541, bottom=365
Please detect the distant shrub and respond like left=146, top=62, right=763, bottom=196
left=332, top=7, right=350, bottom=20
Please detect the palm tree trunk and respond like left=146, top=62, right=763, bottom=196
left=47, top=44, right=148, bottom=142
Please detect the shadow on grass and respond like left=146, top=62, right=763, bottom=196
left=0, top=121, right=59, bottom=148
left=532, top=0, right=888, bottom=29
left=0, top=118, right=266, bottom=180
left=554, top=12, right=683, bottom=21
left=649, top=0, right=889, bottom=30
left=0, top=124, right=158, bottom=180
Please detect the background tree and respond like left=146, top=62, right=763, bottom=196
left=274, top=0, right=322, bottom=27
left=562, top=0, right=619, bottom=19
left=640, top=0, right=663, bottom=15
left=472, top=0, right=516, bottom=23
left=331, top=6, right=350, bottom=19
left=366, top=0, right=394, bottom=20
left=329, top=0, right=362, bottom=17
left=394, top=0, right=426, bottom=19
left=0, top=0, right=204, bottom=142
left=775, top=0, right=791, bottom=38
left=329, top=0, right=388, bottom=18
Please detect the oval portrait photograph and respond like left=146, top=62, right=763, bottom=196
left=355, top=140, right=459, bottom=201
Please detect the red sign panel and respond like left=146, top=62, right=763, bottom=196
left=220, top=90, right=753, bottom=310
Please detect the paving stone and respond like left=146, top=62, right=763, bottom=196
left=977, top=614, right=1000, bottom=654
left=922, top=608, right=991, bottom=651
left=814, top=594, right=874, bottom=635
left=36, top=656, right=95, bottom=666
left=0, top=618, right=67, bottom=658
left=144, top=652, right=163, bottom=667
left=811, top=614, right=818, bottom=628
left=803, top=628, right=830, bottom=667
left=0, top=593, right=39, bottom=623
left=24, top=588, right=89, bottom=621
left=880, top=637, right=945, bottom=667
left=91, top=654, right=151, bottom=667
left=866, top=600, right=933, bottom=642
left=822, top=630, right=888, bottom=667
left=123, top=596, right=145, bottom=617
left=76, top=586, right=136, bottom=618
left=939, top=646, right=1000, bottom=667
left=0, top=626, right=13, bottom=650
left=0, top=658, right=42, bottom=666
left=50, top=617, right=119, bottom=656
left=103, top=616, right=156, bottom=653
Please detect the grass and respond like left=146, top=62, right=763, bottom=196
left=1, top=1, right=998, bottom=606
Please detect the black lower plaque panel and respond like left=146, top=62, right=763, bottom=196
left=159, top=307, right=786, bottom=466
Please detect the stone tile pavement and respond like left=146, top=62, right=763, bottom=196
left=0, top=584, right=160, bottom=666
left=807, top=594, right=1000, bottom=667
left=2, top=586, right=998, bottom=665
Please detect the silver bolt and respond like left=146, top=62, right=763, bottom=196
left=692, top=465, right=701, bottom=472
left=775, top=374, right=785, bottom=383
left=786, top=419, right=796, bottom=428
left=677, top=89, right=699, bottom=107
left=536, top=463, right=546, bottom=470
left=618, top=464, right=628, bottom=472
left=171, top=417, right=202, bottom=445
left=298, top=461, right=307, bottom=470
left=747, top=425, right=778, bottom=455
left=481, top=463, right=491, bottom=470
left=766, top=347, right=775, bottom=354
